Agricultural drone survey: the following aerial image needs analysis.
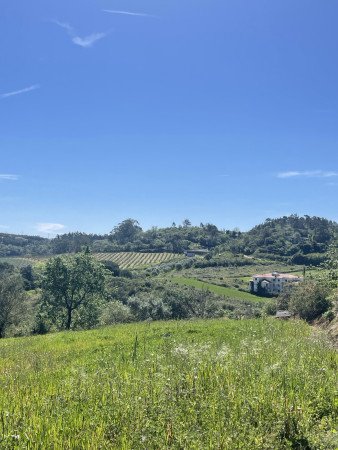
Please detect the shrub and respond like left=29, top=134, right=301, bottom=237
left=99, top=301, right=133, bottom=325
left=263, top=301, right=277, bottom=316
left=322, top=310, right=335, bottom=322
left=288, top=280, right=332, bottom=322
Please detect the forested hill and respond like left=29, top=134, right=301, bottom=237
left=0, top=233, right=49, bottom=257
left=0, top=216, right=337, bottom=264
left=230, top=215, right=338, bottom=264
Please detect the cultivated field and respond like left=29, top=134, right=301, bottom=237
left=0, top=252, right=180, bottom=270
left=0, top=319, right=336, bottom=449
left=93, top=252, right=179, bottom=269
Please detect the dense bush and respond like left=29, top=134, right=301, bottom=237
left=288, top=280, right=332, bottom=321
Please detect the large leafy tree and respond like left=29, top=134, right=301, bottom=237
left=109, top=219, right=143, bottom=245
left=42, top=253, right=106, bottom=330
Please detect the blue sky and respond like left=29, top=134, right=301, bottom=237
left=1, top=0, right=338, bottom=236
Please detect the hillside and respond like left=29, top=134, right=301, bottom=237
left=1, top=216, right=337, bottom=267
left=229, top=215, right=338, bottom=264
left=0, top=232, right=50, bottom=257
left=0, top=319, right=336, bottom=449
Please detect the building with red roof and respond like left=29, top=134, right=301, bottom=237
left=250, top=272, right=303, bottom=295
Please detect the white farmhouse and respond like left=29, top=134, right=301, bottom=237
left=250, top=272, right=303, bottom=295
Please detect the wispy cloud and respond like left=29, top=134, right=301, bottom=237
left=0, top=225, right=9, bottom=230
left=1, top=85, right=40, bottom=99
left=36, top=223, right=66, bottom=233
left=0, top=174, right=19, bottom=181
left=102, top=9, right=155, bottom=18
left=277, top=170, right=338, bottom=179
left=53, top=20, right=109, bottom=48
left=72, top=32, right=107, bottom=48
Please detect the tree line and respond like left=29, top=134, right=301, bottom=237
left=0, top=252, right=264, bottom=338
left=1, top=240, right=337, bottom=338
left=0, top=216, right=337, bottom=267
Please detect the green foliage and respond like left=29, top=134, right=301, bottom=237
left=20, top=265, right=36, bottom=290
left=288, top=280, right=332, bottom=321
left=290, top=252, right=327, bottom=266
left=109, top=218, right=143, bottom=244
left=263, top=300, right=277, bottom=316
left=105, top=276, right=261, bottom=321
left=0, top=233, right=50, bottom=257
left=0, top=266, right=27, bottom=338
left=322, top=309, right=335, bottom=322
left=51, top=232, right=102, bottom=254
left=42, top=253, right=106, bottom=330
left=233, top=215, right=337, bottom=264
left=101, top=259, right=121, bottom=276
left=99, top=301, right=133, bottom=325
left=0, top=216, right=336, bottom=265
left=323, top=239, right=338, bottom=289
left=0, top=319, right=336, bottom=448
left=171, top=276, right=262, bottom=302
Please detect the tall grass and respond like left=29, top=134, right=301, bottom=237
left=0, top=319, right=336, bottom=449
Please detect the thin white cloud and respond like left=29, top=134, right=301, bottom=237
left=0, top=174, right=19, bottom=181
left=53, top=20, right=108, bottom=48
left=72, top=32, right=107, bottom=48
left=102, top=9, right=154, bottom=17
left=1, top=85, right=40, bottom=99
left=277, top=170, right=338, bottom=179
left=36, top=223, right=66, bottom=233
left=0, top=225, right=9, bottom=230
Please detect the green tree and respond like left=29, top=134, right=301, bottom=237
left=20, top=265, right=36, bottom=290
left=102, top=260, right=120, bottom=277
left=0, top=268, right=26, bottom=338
left=324, top=239, right=338, bottom=290
left=42, top=253, right=106, bottom=330
left=288, top=280, right=331, bottom=322
left=182, top=219, right=192, bottom=228
left=109, top=219, right=142, bottom=244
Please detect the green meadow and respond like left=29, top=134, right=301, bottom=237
left=0, top=319, right=336, bottom=449
left=170, top=276, right=263, bottom=302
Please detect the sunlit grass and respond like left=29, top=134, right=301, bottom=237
left=0, top=319, right=336, bottom=449
left=170, top=275, right=264, bottom=302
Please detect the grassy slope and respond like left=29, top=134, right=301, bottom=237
left=0, top=319, right=336, bottom=449
left=169, top=264, right=323, bottom=302
left=170, top=275, right=264, bottom=302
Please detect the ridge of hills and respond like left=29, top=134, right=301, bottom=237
left=0, top=215, right=337, bottom=266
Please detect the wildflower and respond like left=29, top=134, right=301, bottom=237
left=216, top=345, right=230, bottom=359
left=172, top=344, right=189, bottom=357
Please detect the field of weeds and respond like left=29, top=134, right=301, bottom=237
left=0, top=319, right=337, bottom=449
